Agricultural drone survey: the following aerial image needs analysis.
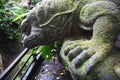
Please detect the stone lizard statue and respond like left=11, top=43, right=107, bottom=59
left=20, top=0, right=120, bottom=79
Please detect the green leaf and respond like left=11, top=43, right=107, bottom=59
left=32, top=48, right=37, bottom=55
left=40, top=45, right=54, bottom=60
left=13, top=13, right=28, bottom=22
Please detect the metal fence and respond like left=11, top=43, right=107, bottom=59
left=0, top=47, right=43, bottom=80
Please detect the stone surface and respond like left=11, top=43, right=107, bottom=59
left=60, top=38, right=120, bottom=80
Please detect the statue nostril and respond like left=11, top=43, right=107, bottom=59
left=23, top=26, right=31, bottom=36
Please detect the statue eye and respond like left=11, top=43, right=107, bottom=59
left=24, top=27, right=31, bottom=36
left=21, top=23, right=31, bottom=36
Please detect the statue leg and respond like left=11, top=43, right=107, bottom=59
left=60, top=15, right=120, bottom=79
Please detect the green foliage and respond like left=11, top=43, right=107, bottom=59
left=31, top=43, right=59, bottom=61
left=6, top=1, right=28, bottom=21
left=0, top=1, right=28, bottom=41
left=30, top=41, right=61, bottom=61
left=39, top=41, right=62, bottom=60
left=31, top=47, right=38, bottom=56
left=40, top=45, right=54, bottom=60
left=13, top=13, right=28, bottom=21
left=0, top=0, right=7, bottom=6
left=32, top=0, right=41, bottom=4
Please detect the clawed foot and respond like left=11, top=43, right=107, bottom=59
left=114, top=64, right=120, bottom=78
left=60, top=39, right=112, bottom=76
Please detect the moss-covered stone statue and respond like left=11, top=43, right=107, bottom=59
left=20, top=0, right=120, bottom=80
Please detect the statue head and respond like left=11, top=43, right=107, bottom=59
left=20, top=0, right=75, bottom=48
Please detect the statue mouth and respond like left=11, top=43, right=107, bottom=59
left=23, top=35, right=41, bottom=49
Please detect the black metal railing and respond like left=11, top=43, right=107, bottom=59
left=0, top=47, right=43, bottom=80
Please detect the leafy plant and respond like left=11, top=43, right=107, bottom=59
left=13, top=13, right=28, bottom=22
left=6, top=1, right=28, bottom=21
left=0, top=1, right=28, bottom=41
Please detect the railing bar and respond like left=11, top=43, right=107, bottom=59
left=21, top=52, right=42, bottom=80
left=0, top=47, right=29, bottom=80
left=22, top=61, right=36, bottom=80
left=12, top=53, right=33, bottom=80
left=36, top=52, right=42, bottom=60
left=19, top=47, right=40, bottom=80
